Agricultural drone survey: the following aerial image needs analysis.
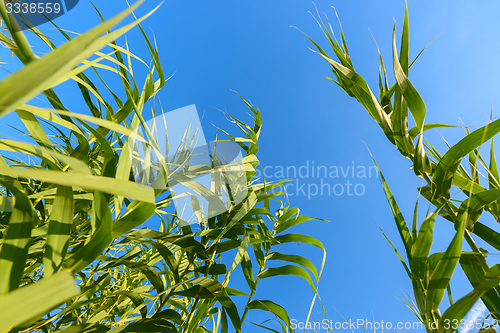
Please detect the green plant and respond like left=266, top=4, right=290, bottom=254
left=0, top=2, right=325, bottom=332
left=309, top=2, right=500, bottom=333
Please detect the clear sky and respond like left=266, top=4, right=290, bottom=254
left=3, top=0, right=500, bottom=332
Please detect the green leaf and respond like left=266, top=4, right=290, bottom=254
left=64, top=192, right=112, bottom=272
left=426, top=217, right=466, bottom=316
left=474, top=223, right=500, bottom=252
left=0, top=1, right=145, bottom=117
left=438, top=265, right=500, bottom=333
left=17, top=105, right=137, bottom=138
left=112, top=201, right=156, bottom=238
left=43, top=186, right=74, bottom=277
left=110, top=317, right=177, bottom=332
left=246, top=300, right=291, bottom=330
left=0, top=2, right=36, bottom=64
left=211, top=192, right=257, bottom=245
left=460, top=254, right=500, bottom=315
left=120, top=261, right=165, bottom=295
left=0, top=196, right=14, bottom=211
left=189, top=277, right=241, bottom=331
left=0, top=166, right=155, bottom=203
left=15, top=109, right=53, bottom=147
left=272, top=233, right=325, bottom=250
left=272, top=208, right=316, bottom=234
left=399, top=1, right=410, bottom=75
left=193, top=264, right=227, bottom=275
left=370, top=154, right=414, bottom=261
left=265, top=252, right=319, bottom=282
left=457, top=189, right=500, bottom=230
left=392, top=20, right=426, bottom=132
left=315, top=52, right=394, bottom=143
left=113, top=290, right=147, bottom=318
left=257, top=265, right=317, bottom=293
left=223, top=232, right=250, bottom=288
left=412, top=212, right=436, bottom=284
left=0, top=182, right=34, bottom=294
left=0, top=270, right=78, bottom=333
left=58, top=324, right=110, bottom=333
left=432, top=118, right=500, bottom=199
left=408, top=124, right=454, bottom=140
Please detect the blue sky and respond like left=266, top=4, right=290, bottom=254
left=3, top=0, right=500, bottom=331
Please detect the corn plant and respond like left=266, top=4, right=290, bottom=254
left=0, top=2, right=325, bottom=332
left=309, top=2, right=500, bottom=332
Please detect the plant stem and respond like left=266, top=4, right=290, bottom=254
left=239, top=263, right=265, bottom=330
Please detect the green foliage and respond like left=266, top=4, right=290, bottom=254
left=0, top=2, right=325, bottom=332
left=310, top=2, right=500, bottom=332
